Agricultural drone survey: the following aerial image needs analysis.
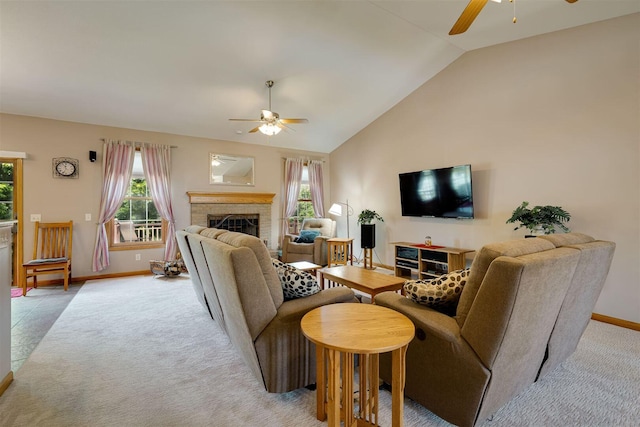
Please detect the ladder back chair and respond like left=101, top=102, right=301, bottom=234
left=22, top=221, right=73, bottom=296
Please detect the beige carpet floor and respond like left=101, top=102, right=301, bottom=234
left=0, top=274, right=638, bottom=426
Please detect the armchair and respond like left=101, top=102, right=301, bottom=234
left=281, top=218, right=336, bottom=266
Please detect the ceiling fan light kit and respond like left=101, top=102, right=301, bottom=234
left=229, top=80, right=308, bottom=136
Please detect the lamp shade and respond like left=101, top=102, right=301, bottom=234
left=328, top=203, right=343, bottom=216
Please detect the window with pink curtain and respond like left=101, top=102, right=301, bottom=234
left=92, top=140, right=135, bottom=272
left=280, top=158, right=303, bottom=246
left=141, top=143, right=177, bottom=261
left=308, top=160, right=325, bottom=217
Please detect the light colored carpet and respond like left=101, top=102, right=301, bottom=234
left=0, top=275, right=638, bottom=426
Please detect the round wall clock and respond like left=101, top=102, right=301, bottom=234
left=53, top=157, right=79, bottom=178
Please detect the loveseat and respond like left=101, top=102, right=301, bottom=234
left=176, top=226, right=357, bottom=392
left=376, top=233, right=615, bottom=427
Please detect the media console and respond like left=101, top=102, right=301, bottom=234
left=392, top=242, right=475, bottom=280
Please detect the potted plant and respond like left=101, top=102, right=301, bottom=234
left=357, top=209, right=384, bottom=250
left=506, top=201, right=571, bottom=235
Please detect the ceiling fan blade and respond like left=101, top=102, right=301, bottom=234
left=279, top=118, right=309, bottom=124
left=449, top=0, right=489, bottom=35
left=248, top=126, right=261, bottom=133
left=229, top=118, right=263, bottom=122
left=276, top=121, right=295, bottom=132
left=565, top=0, right=578, bottom=3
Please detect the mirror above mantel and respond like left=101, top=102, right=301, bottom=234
left=210, top=153, right=254, bottom=186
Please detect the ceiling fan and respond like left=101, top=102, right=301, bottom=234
left=449, top=0, right=578, bottom=35
left=229, top=80, right=308, bottom=136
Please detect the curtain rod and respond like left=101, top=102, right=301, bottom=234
left=281, top=157, right=325, bottom=163
left=100, top=138, right=177, bottom=148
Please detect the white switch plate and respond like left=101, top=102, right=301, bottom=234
left=135, top=254, right=141, bottom=261
left=30, top=214, right=41, bottom=222
left=85, top=213, right=92, bottom=221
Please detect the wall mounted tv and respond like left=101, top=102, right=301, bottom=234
left=399, top=164, right=474, bottom=219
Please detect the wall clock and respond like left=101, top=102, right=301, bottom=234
left=52, top=157, right=79, bottom=179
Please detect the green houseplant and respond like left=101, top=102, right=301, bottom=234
left=357, top=209, right=384, bottom=225
left=506, top=201, right=571, bottom=235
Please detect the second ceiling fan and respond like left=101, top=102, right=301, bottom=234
left=229, top=80, right=308, bottom=136
left=449, top=0, right=579, bottom=35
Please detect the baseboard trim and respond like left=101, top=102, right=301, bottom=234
left=0, top=371, right=13, bottom=397
left=592, top=313, right=640, bottom=331
left=19, top=270, right=153, bottom=288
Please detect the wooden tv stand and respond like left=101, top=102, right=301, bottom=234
left=392, top=242, right=475, bottom=280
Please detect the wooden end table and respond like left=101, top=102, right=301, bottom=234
left=287, top=261, right=321, bottom=275
left=301, top=304, right=414, bottom=427
left=319, top=265, right=405, bottom=303
left=327, top=238, right=354, bottom=267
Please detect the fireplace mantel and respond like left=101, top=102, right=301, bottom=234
left=187, top=192, right=275, bottom=204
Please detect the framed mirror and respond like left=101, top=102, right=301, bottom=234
left=209, top=153, right=255, bottom=186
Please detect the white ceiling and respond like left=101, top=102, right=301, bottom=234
left=1, top=1, right=638, bottom=154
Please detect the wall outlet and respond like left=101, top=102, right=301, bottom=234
left=30, top=214, right=41, bottom=222
left=135, top=254, right=141, bottom=261
left=85, top=213, right=92, bottom=221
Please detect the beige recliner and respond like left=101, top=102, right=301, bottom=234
left=281, top=218, right=336, bottom=266
left=376, top=236, right=604, bottom=427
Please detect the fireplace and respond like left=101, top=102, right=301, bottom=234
left=208, top=214, right=259, bottom=237
left=187, top=192, right=275, bottom=248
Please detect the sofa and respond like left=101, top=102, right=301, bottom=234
left=536, top=232, right=616, bottom=378
left=375, top=233, right=615, bottom=427
left=176, top=226, right=357, bottom=393
left=281, top=218, right=336, bottom=266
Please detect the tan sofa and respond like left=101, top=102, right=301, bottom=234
left=176, top=226, right=356, bottom=393
left=536, top=233, right=616, bottom=378
left=376, top=233, right=615, bottom=427
left=281, top=218, right=336, bottom=266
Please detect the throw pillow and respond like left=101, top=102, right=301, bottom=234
left=272, top=258, right=321, bottom=299
left=404, top=268, right=470, bottom=309
left=295, top=229, right=321, bottom=243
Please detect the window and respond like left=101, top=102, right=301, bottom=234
left=108, top=151, right=165, bottom=250
left=0, top=162, right=13, bottom=221
left=289, top=166, right=315, bottom=233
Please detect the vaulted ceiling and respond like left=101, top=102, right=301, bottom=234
left=1, top=1, right=638, bottom=153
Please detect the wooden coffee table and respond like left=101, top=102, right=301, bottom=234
left=319, top=265, right=405, bottom=303
left=301, top=304, right=414, bottom=427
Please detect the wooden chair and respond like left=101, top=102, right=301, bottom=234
left=22, top=221, right=73, bottom=296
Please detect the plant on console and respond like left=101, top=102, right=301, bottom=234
left=506, top=201, right=571, bottom=235
left=357, top=209, right=384, bottom=225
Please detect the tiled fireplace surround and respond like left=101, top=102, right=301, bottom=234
left=187, top=192, right=275, bottom=248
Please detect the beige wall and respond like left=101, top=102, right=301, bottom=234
left=0, top=113, right=329, bottom=279
left=330, top=14, right=640, bottom=323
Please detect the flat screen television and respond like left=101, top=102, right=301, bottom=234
left=399, top=164, right=474, bottom=219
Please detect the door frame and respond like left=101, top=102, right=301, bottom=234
left=0, top=157, right=23, bottom=287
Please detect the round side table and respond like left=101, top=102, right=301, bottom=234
left=301, top=304, right=414, bottom=427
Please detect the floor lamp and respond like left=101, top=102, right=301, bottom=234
left=328, top=199, right=353, bottom=238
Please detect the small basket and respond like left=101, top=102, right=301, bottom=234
left=150, top=260, right=184, bottom=277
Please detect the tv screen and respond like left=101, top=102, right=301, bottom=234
left=399, top=164, right=474, bottom=219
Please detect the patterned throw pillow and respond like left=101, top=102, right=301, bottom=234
left=404, top=268, right=470, bottom=309
left=295, top=229, right=321, bottom=243
left=272, top=259, right=321, bottom=299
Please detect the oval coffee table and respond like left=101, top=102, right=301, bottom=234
left=301, top=304, right=414, bottom=427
